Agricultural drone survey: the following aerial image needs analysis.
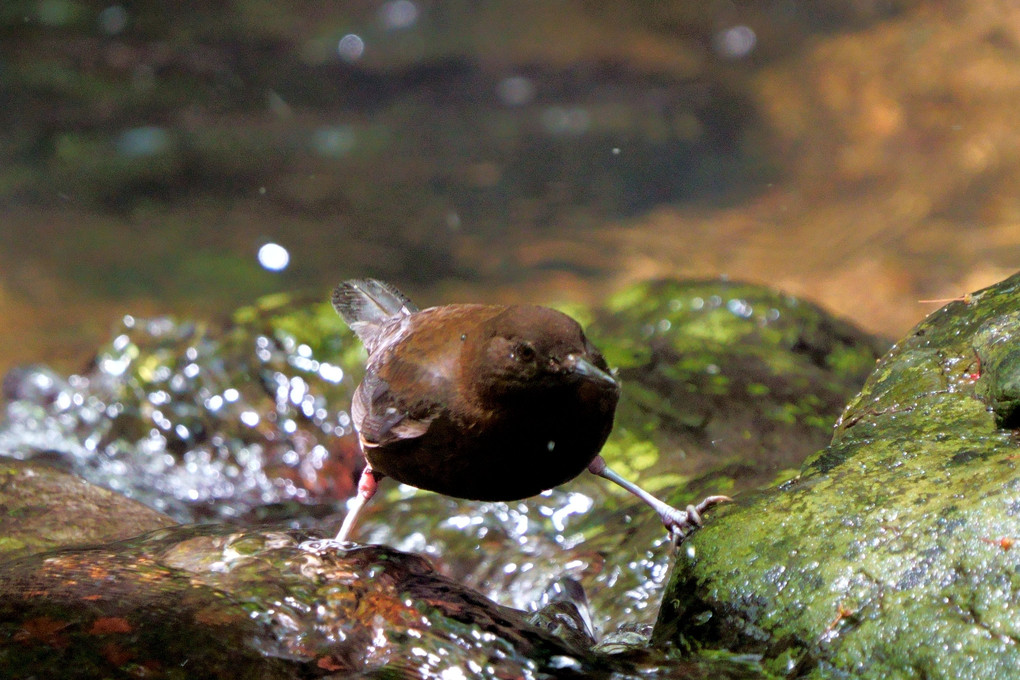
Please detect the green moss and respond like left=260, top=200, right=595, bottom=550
left=261, top=299, right=359, bottom=361
left=600, top=428, right=663, bottom=488
left=827, top=341, right=880, bottom=378
left=0, top=537, right=27, bottom=553
left=593, top=334, right=652, bottom=370
left=605, top=281, right=658, bottom=316
left=658, top=271, right=1020, bottom=679
left=590, top=278, right=884, bottom=510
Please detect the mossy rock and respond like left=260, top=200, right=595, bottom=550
left=590, top=278, right=886, bottom=499
left=656, top=271, right=1020, bottom=679
left=0, top=459, right=175, bottom=563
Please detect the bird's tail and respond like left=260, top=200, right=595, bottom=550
left=332, top=279, right=418, bottom=349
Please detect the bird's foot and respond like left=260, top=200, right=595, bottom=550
left=660, top=495, right=731, bottom=546
left=587, top=456, right=732, bottom=546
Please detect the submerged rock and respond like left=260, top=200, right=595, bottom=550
left=657, top=271, right=1020, bottom=678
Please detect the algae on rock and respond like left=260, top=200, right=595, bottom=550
left=656, top=271, right=1020, bottom=679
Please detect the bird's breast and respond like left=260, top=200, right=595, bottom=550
left=367, top=386, right=614, bottom=501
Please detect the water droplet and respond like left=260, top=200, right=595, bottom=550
left=318, top=362, right=344, bottom=383
left=438, top=666, right=467, bottom=680
left=99, top=355, right=131, bottom=377
left=727, top=298, right=754, bottom=318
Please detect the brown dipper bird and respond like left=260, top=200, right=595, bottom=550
left=332, top=279, right=728, bottom=543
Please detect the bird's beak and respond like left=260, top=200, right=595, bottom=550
left=564, top=354, right=618, bottom=387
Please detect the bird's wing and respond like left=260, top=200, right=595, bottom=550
left=352, top=369, right=435, bottom=449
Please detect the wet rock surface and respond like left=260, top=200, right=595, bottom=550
left=0, top=277, right=883, bottom=677
left=0, top=458, right=175, bottom=562
left=0, top=520, right=588, bottom=679
left=658, top=271, right=1020, bottom=678
left=0, top=462, right=769, bottom=679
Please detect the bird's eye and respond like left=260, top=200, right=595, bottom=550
left=512, top=342, right=536, bottom=362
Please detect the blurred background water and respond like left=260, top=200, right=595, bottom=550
left=2, top=0, right=1019, bottom=376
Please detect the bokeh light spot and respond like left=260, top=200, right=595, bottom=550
left=115, top=126, right=170, bottom=157
left=496, top=76, right=535, bottom=107
left=338, top=34, right=365, bottom=62
left=257, top=243, right=290, bottom=271
left=98, top=5, right=127, bottom=34
left=380, top=0, right=418, bottom=29
left=714, top=25, right=757, bottom=59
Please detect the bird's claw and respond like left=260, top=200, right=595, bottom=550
left=660, top=495, right=731, bottom=546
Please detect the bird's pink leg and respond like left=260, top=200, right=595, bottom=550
left=335, top=465, right=381, bottom=542
left=587, top=455, right=730, bottom=543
